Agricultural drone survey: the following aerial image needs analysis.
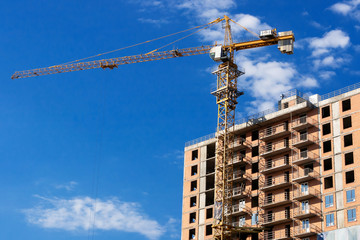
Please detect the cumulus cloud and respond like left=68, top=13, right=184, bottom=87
left=308, top=30, right=350, bottom=56
left=23, top=196, right=165, bottom=240
left=329, top=0, right=360, bottom=21
left=301, top=30, right=351, bottom=70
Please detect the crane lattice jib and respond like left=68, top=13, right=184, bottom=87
left=11, top=35, right=294, bottom=80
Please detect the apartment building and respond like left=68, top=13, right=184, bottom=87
left=181, top=83, right=360, bottom=240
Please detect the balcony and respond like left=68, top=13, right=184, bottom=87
left=261, top=230, right=292, bottom=240
left=293, top=225, right=321, bottom=238
left=231, top=204, right=252, bottom=216
left=260, top=156, right=291, bottom=174
left=260, top=139, right=290, bottom=158
left=232, top=154, right=252, bottom=165
left=232, top=221, right=250, bottom=228
left=231, top=170, right=252, bottom=182
left=233, top=137, right=252, bottom=150
left=260, top=192, right=291, bottom=209
left=259, top=123, right=290, bottom=141
left=291, top=116, right=318, bottom=131
left=293, top=188, right=320, bottom=201
left=293, top=168, right=319, bottom=183
left=260, top=174, right=291, bottom=191
left=292, top=133, right=317, bottom=148
left=260, top=210, right=292, bottom=226
left=232, top=186, right=251, bottom=199
left=293, top=206, right=321, bottom=219
left=292, top=150, right=319, bottom=165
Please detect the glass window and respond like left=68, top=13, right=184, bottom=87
left=326, top=213, right=335, bottom=227
left=346, top=189, right=355, bottom=202
left=348, top=208, right=356, bottom=222
left=302, top=219, right=309, bottom=230
left=251, top=212, right=258, bottom=225
left=325, top=195, right=334, bottom=208
left=301, top=183, right=308, bottom=194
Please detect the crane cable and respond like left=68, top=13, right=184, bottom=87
left=55, top=18, right=223, bottom=67
left=229, top=19, right=260, bottom=39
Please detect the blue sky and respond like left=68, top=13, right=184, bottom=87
left=0, top=0, right=359, bottom=240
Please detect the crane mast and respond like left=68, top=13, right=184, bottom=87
left=11, top=15, right=295, bottom=240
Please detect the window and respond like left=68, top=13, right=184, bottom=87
left=191, top=165, right=198, bottom=176
left=191, top=181, right=197, bottom=191
left=190, top=196, right=197, bottom=207
left=239, top=216, right=246, bottom=226
left=252, top=146, right=259, bottom=157
left=206, top=225, right=212, bottom=236
left=251, top=212, right=258, bottom=225
left=345, top=152, right=354, bottom=165
left=252, top=162, right=259, bottom=173
left=323, top=140, right=332, bottom=153
left=346, top=189, right=355, bottom=202
left=325, top=195, right=334, bottom=208
left=206, top=208, right=213, bottom=219
left=301, top=183, right=309, bottom=194
left=322, top=106, right=330, bottom=118
left=283, top=102, right=289, bottom=109
left=323, top=123, right=331, bottom=135
left=252, top=130, right=259, bottom=141
left=189, top=229, right=195, bottom=240
left=325, top=176, right=333, bottom=189
left=207, top=143, right=215, bottom=159
left=302, top=219, right=309, bottom=231
left=344, top=134, right=353, bottom=147
left=189, top=212, right=196, bottom=223
left=324, top=158, right=332, bottom=171
left=342, top=99, right=351, bottom=112
left=346, top=171, right=355, bottom=184
left=343, top=116, right=352, bottom=129
left=192, top=150, right=198, bottom=160
left=348, top=208, right=356, bottom=222
left=252, top=179, right=259, bottom=190
left=326, top=213, right=335, bottom=227
left=251, top=196, right=259, bottom=207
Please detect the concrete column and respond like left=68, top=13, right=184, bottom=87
left=198, top=225, right=204, bottom=240
left=337, top=210, right=345, bottom=229
left=200, top=177, right=206, bottom=192
left=199, top=193, right=206, bottom=209
left=199, top=209, right=205, bottom=225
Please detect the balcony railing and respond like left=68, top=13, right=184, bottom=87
left=292, top=150, right=319, bottom=165
left=291, top=116, right=318, bottom=130
left=261, top=192, right=291, bottom=208
left=232, top=221, right=250, bottom=228
left=261, top=229, right=292, bottom=240
left=293, top=225, right=321, bottom=237
left=232, top=170, right=252, bottom=181
left=292, top=133, right=317, bottom=147
left=293, top=168, right=319, bottom=182
left=293, top=188, right=320, bottom=200
left=233, top=137, right=252, bottom=149
left=259, top=122, right=290, bottom=141
left=293, top=206, right=321, bottom=218
left=231, top=204, right=252, bottom=215
left=232, top=154, right=252, bottom=165
left=260, top=156, right=290, bottom=173
left=260, top=174, right=291, bottom=191
left=233, top=186, right=251, bottom=198
left=260, top=139, right=290, bottom=158
left=260, top=210, right=292, bottom=225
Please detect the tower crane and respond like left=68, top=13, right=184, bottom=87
left=12, top=15, right=294, bottom=240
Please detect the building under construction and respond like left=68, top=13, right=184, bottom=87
left=182, top=82, right=360, bottom=240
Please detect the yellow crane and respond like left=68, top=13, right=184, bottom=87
left=12, top=15, right=294, bottom=240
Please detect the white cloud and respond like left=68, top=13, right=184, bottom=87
left=329, top=0, right=360, bottom=21
left=313, top=56, right=346, bottom=69
left=319, top=71, right=336, bottom=79
left=308, top=30, right=350, bottom=56
left=297, top=77, right=319, bottom=88
left=55, top=181, right=78, bottom=191
left=23, top=196, right=165, bottom=240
